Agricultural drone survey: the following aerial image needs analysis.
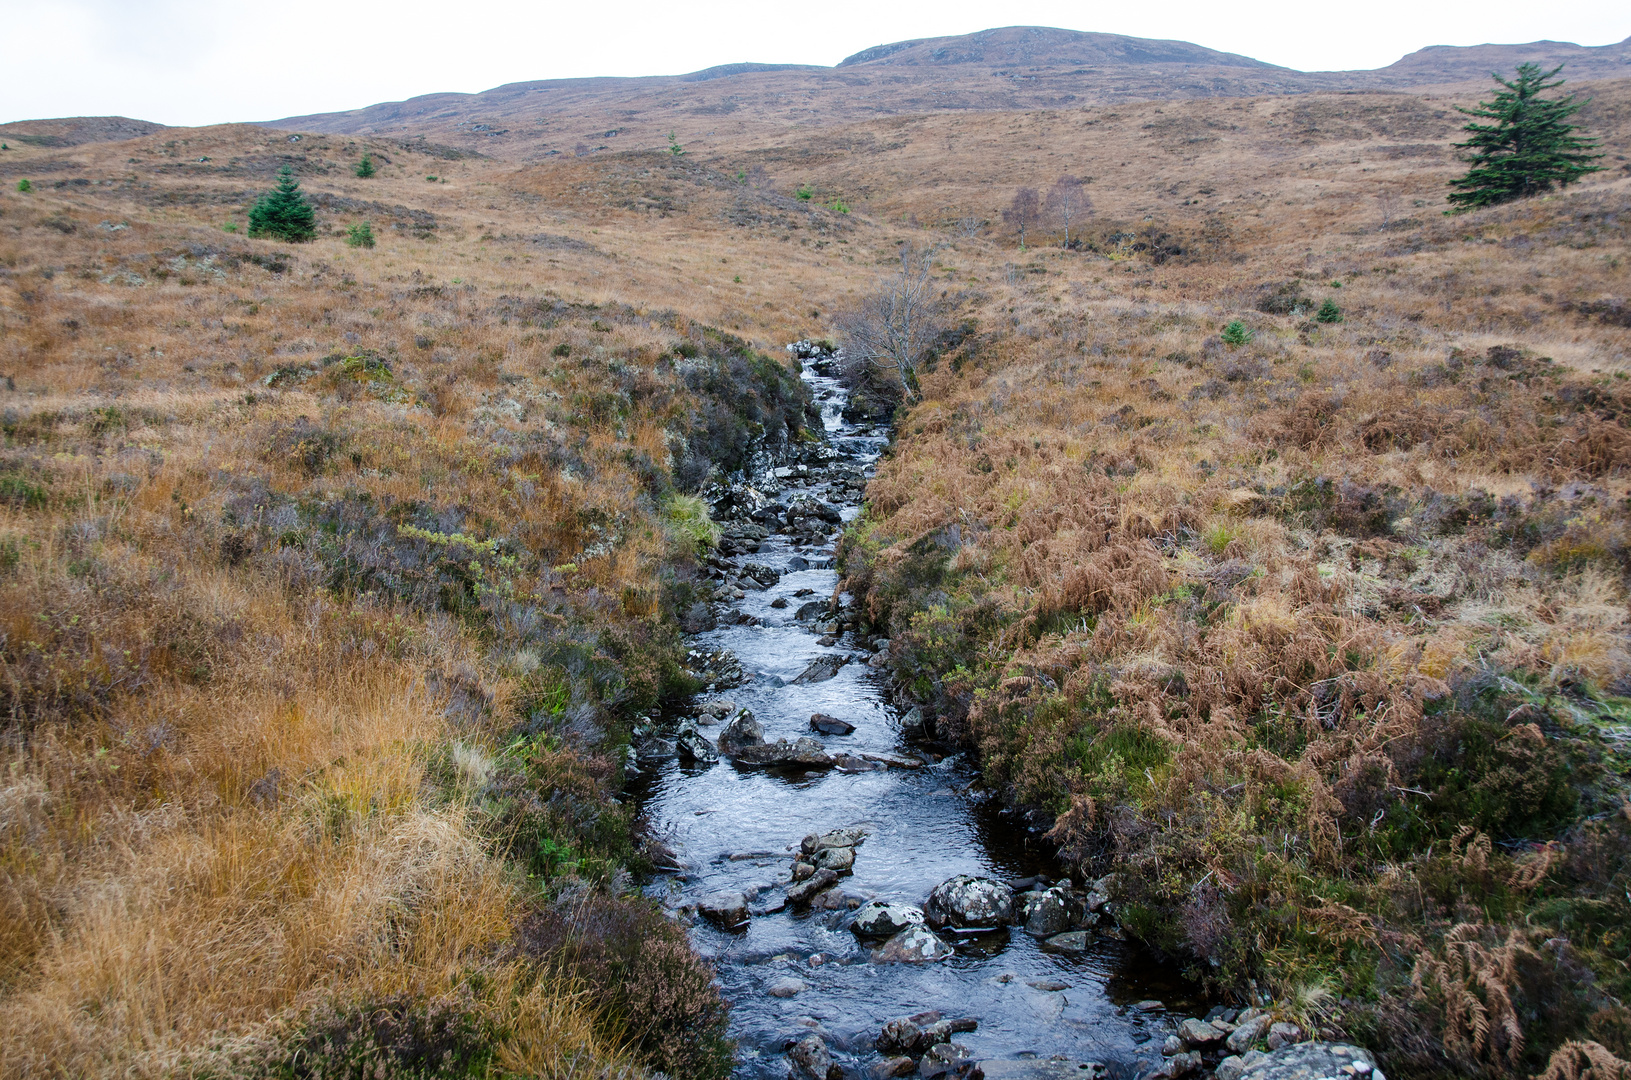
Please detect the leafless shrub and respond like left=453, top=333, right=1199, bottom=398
left=836, top=245, right=948, bottom=404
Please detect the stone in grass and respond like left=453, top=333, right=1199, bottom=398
left=1227, top=1011, right=1273, bottom=1053
left=873, top=925, right=955, bottom=963
left=1266, top=1021, right=1306, bottom=1050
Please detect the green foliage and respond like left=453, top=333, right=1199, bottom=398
left=221, top=221, right=239, bottom=233
left=827, top=197, right=851, bottom=214
left=354, top=153, right=375, bottom=179
left=1315, top=298, right=1343, bottom=323
left=1448, top=63, right=1603, bottom=210
left=425, top=175, right=438, bottom=182
left=662, top=493, right=720, bottom=554
left=795, top=184, right=814, bottom=201
left=345, top=221, right=376, bottom=248
left=1221, top=320, right=1253, bottom=347
left=248, top=166, right=317, bottom=243
left=551, top=342, right=570, bottom=358
left=667, top=130, right=684, bottom=157
left=0, top=475, right=48, bottom=510
left=16, top=179, right=32, bottom=193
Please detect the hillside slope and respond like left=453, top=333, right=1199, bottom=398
left=259, top=26, right=1631, bottom=161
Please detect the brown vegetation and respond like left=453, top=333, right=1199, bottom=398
left=1, top=62, right=1629, bottom=1079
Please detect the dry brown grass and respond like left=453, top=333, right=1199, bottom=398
left=1, top=70, right=1629, bottom=1076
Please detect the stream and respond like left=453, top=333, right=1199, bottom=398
left=629, top=352, right=1200, bottom=1080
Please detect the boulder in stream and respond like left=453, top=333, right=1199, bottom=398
left=791, top=653, right=848, bottom=683
left=793, top=600, right=828, bottom=622
left=676, top=729, right=718, bottom=763
left=1017, top=887, right=1073, bottom=936
left=679, top=601, right=716, bottom=633
left=734, top=737, right=834, bottom=767
left=809, top=845, right=855, bottom=873
left=925, top=875, right=1016, bottom=929
left=801, top=827, right=868, bottom=854
left=695, top=891, right=748, bottom=930
left=810, top=713, right=855, bottom=735
left=852, top=900, right=925, bottom=938
left=788, top=1034, right=841, bottom=1080
left=873, top=925, right=955, bottom=963
left=716, top=711, right=765, bottom=754
left=786, top=868, right=839, bottom=905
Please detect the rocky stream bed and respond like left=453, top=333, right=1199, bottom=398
left=627, top=347, right=1386, bottom=1080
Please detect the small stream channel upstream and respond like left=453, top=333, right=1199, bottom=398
left=629, top=351, right=1200, bottom=1080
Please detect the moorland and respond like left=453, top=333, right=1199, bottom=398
left=1, top=25, right=1630, bottom=1080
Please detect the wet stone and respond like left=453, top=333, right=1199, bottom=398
left=788, top=1034, right=839, bottom=1080
left=767, top=976, right=808, bottom=998
left=925, top=875, right=1015, bottom=929
left=852, top=900, right=925, bottom=938
left=1237, top=1043, right=1384, bottom=1080
left=786, top=868, right=839, bottom=905
left=696, top=891, right=748, bottom=930
left=975, top=1060, right=1108, bottom=1080
left=873, top=925, right=954, bottom=963
left=810, top=713, right=855, bottom=735
left=1043, top=930, right=1091, bottom=952
left=1179, top=1017, right=1226, bottom=1046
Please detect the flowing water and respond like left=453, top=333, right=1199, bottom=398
left=631, top=357, right=1198, bottom=1079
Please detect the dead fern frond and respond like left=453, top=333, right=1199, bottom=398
left=1506, top=843, right=1561, bottom=891
left=1536, top=1040, right=1631, bottom=1080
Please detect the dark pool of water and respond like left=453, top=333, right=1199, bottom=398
left=630, top=359, right=1199, bottom=1079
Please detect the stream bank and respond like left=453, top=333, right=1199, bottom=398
left=629, top=347, right=1209, bottom=1079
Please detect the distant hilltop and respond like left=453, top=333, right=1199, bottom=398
left=7, top=27, right=1628, bottom=156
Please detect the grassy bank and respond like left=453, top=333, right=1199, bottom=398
left=840, top=182, right=1631, bottom=1076
left=0, top=155, right=809, bottom=1077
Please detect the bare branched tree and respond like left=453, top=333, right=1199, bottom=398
left=953, top=214, right=983, bottom=238
left=837, top=246, right=946, bottom=405
left=1045, top=174, right=1092, bottom=248
left=1001, top=187, right=1041, bottom=248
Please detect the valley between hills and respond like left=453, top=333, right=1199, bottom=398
left=2, top=24, right=1631, bottom=1080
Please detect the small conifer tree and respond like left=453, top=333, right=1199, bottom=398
left=1315, top=299, right=1343, bottom=324
left=346, top=221, right=375, bottom=248
left=355, top=154, right=375, bottom=179
left=16, top=179, right=32, bottom=193
left=1221, top=320, right=1253, bottom=347
left=1448, top=63, right=1602, bottom=210
left=248, top=166, right=316, bottom=242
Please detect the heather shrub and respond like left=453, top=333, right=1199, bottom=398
left=521, top=896, right=733, bottom=1079
left=250, top=991, right=496, bottom=1080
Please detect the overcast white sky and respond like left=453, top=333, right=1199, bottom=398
left=2, top=0, right=1627, bottom=127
